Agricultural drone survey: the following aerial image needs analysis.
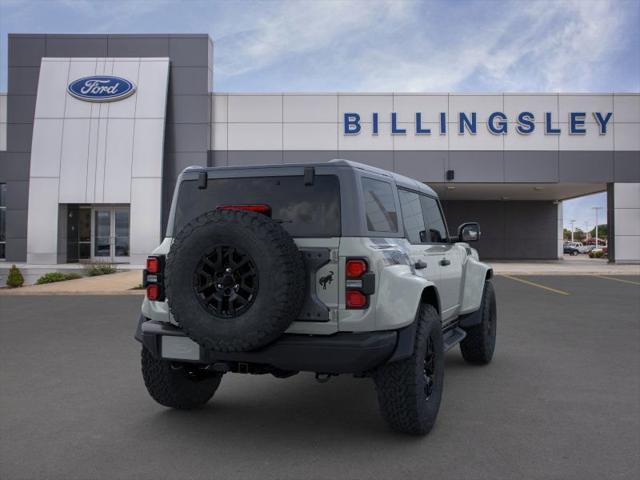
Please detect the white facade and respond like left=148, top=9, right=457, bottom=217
left=613, top=183, right=640, bottom=262
left=25, top=57, right=169, bottom=264
left=210, top=93, right=640, bottom=153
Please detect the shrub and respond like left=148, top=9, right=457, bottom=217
left=589, top=250, right=605, bottom=259
left=36, top=272, right=83, bottom=284
left=85, top=263, right=117, bottom=276
left=6, top=265, right=25, bottom=288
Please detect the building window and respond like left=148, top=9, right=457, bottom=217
left=0, top=183, right=6, bottom=259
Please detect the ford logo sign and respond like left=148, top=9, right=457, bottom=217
left=67, top=76, right=136, bottom=102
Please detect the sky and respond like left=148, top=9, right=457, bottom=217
left=1, top=0, right=638, bottom=227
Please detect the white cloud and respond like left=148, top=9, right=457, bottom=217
left=213, top=0, right=636, bottom=92
left=213, top=0, right=414, bottom=79
left=349, top=0, right=629, bottom=92
left=1, top=0, right=636, bottom=92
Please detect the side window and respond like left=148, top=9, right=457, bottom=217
left=420, top=195, right=448, bottom=243
left=398, top=189, right=427, bottom=244
left=361, top=177, right=398, bottom=233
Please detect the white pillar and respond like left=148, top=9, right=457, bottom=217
left=612, top=183, right=640, bottom=263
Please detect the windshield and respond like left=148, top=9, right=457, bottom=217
left=173, top=175, right=341, bottom=238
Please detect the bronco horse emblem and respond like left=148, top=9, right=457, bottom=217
left=318, top=271, right=334, bottom=290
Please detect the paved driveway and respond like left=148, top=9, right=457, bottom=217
left=1, top=275, right=639, bottom=480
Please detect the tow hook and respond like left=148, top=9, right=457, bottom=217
left=315, top=373, right=333, bottom=383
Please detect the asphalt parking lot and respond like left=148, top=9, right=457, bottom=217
left=1, top=275, right=639, bottom=480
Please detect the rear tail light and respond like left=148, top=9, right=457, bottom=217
left=146, top=284, right=160, bottom=301
left=345, top=257, right=374, bottom=309
left=346, top=290, right=368, bottom=309
left=144, top=255, right=165, bottom=301
left=146, top=257, right=160, bottom=274
left=219, top=204, right=271, bottom=216
left=346, top=259, right=368, bottom=278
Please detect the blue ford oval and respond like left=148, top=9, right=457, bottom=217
left=67, top=76, right=136, bottom=102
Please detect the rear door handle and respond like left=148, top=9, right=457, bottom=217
left=439, top=258, right=451, bottom=266
left=414, top=260, right=427, bottom=270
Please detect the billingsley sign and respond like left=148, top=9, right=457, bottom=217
left=343, top=111, right=613, bottom=136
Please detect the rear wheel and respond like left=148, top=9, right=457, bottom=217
left=141, top=347, right=223, bottom=409
left=460, top=280, right=497, bottom=365
left=373, top=304, right=444, bottom=435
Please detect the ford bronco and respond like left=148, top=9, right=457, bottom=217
left=135, top=160, right=497, bottom=435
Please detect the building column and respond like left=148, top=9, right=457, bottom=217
left=609, top=183, right=640, bottom=264
left=557, top=201, right=564, bottom=259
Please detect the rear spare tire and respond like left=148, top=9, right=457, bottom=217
left=165, top=209, right=306, bottom=352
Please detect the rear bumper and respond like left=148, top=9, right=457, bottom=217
left=135, top=316, right=401, bottom=374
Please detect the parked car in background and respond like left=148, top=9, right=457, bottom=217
left=564, top=242, right=584, bottom=255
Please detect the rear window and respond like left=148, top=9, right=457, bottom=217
left=173, top=175, right=341, bottom=237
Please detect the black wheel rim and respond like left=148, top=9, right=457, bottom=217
left=193, top=245, right=258, bottom=318
left=423, top=336, right=436, bottom=400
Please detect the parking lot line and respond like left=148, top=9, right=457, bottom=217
left=499, top=274, right=571, bottom=296
left=592, top=275, right=640, bottom=286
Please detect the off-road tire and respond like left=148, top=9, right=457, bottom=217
left=460, top=280, right=497, bottom=365
left=373, top=304, right=444, bottom=435
left=141, top=347, right=222, bottom=409
left=165, top=209, right=306, bottom=352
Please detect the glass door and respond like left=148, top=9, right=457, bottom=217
left=66, top=206, right=92, bottom=262
left=113, top=207, right=130, bottom=262
left=93, top=208, right=112, bottom=259
left=91, top=206, right=130, bottom=263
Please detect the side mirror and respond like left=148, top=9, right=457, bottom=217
left=458, top=222, right=481, bottom=242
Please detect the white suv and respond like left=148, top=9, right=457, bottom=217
left=135, top=160, right=496, bottom=435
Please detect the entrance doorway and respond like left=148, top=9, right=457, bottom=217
left=66, top=205, right=130, bottom=263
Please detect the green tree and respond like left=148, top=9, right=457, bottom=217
left=6, top=264, right=24, bottom=288
left=589, top=224, right=607, bottom=239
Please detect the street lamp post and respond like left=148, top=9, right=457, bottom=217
left=592, top=206, right=604, bottom=248
left=570, top=219, right=576, bottom=242
left=584, top=222, right=590, bottom=242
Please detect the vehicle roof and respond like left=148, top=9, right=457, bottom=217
left=186, top=159, right=438, bottom=197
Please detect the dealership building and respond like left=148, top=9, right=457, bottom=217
left=0, top=33, right=638, bottom=266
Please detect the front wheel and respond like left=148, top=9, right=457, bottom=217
left=141, top=347, right=223, bottom=409
left=373, top=304, right=444, bottom=435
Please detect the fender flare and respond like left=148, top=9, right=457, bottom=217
left=459, top=257, right=493, bottom=315
left=386, top=283, right=442, bottom=364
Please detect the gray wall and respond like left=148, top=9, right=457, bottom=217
left=441, top=200, right=560, bottom=260
left=215, top=149, right=640, bottom=184
left=0, top=33, right=212, bottom=262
